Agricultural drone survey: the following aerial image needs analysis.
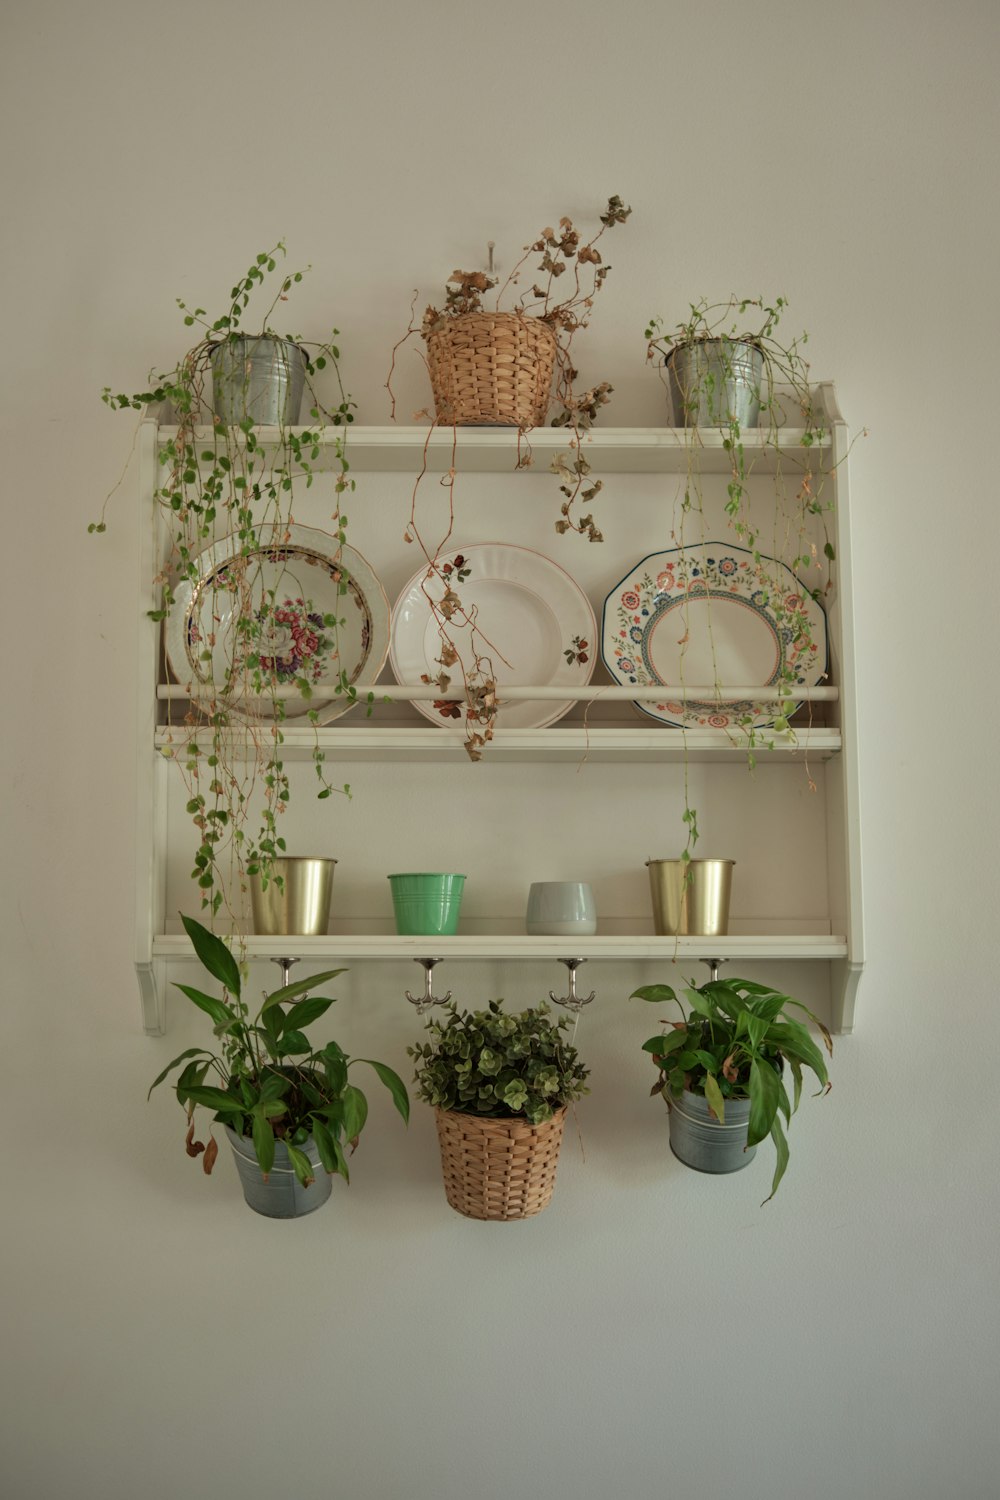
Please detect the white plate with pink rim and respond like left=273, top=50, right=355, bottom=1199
left=390, top=542, right=597, bottom=731
left=164, top=523, right=390, bottom=724
left=600, top=541, right=828, bottom=729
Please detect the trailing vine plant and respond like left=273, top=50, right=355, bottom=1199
left=97, top=243, right=359, bottom=920
left=641, top=296, right=835, bottom=869
left=386, top=198, right=631, bottom=760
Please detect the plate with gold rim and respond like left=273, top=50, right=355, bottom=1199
left=164, top=524, right=390, bottom=724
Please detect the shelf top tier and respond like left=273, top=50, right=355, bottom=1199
left=148, top=382, right=842, bottom=476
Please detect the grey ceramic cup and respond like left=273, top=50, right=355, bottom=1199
left=525, top=882, right=597, bottom=936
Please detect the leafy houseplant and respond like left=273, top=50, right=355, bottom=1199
left=386, top=198, right=631, bottom=762
left=97, top=243, right=361, bottom=921
left=408, top=999, right=590, bottom=1220
left=149, top=915, right=409, bottom=1217
left=632, top=975, right=832, bottom=1203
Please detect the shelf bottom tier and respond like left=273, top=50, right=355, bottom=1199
left=152, top=933, right=848, bottom=961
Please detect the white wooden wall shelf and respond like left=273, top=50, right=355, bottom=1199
left=135, top=383, right=863, bottom=1040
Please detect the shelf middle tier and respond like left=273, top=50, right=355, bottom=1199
left=153, top=725, right=842, bottom=764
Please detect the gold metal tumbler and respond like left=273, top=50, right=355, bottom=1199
left=250, top=857, right=336, bottom=936
left=646, top=858, right=734, bottom=937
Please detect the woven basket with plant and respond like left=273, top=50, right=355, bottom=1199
left=409, top=999, right=589, bottom=1221
left=425, top=307, right=557, bottom=428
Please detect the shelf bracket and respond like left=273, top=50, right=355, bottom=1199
left=549, top=958, right=596, bottom=1014
left=137, top=958, right=166, bottom=1036
left=405, top=957, right=451, bottom=1016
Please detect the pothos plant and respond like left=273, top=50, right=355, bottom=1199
left=641, top=295, right=839, bottom=868
left=632, top=975, right=832, bottom=1202
left=97, top=243, right=361, bottom=918
left=386, top=197, right=631, bottom=760
left=149, top=915, right=409, bottom=1187
left=408, top=999, right=590, bottom=1125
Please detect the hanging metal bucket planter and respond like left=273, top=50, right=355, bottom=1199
left=666, top=338, right=764, bottom=428
left=667, top=1089, right=756, bottom=1174
left=224, top=1127, right=333, bottom=1217
left=210, top=335, right=307, bottom=425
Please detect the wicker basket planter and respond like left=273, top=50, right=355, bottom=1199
left=424, top=311, right=557, bottom=428
left=434, top=1106, right=568, bottom=1221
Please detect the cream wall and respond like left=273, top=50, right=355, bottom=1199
left=2, top=2, right=998, bottom=1497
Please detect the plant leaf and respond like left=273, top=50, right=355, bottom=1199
left=358, top=1059, right=410, bottom=1124
left=283, top=996, right=335, bottom=1031
left=762, top=1115, right=789, bottom=1203
left=286, top=1143, right=315, bottom=1188
left=766, top=1021, right=828, bottom=1085
left=703, top=1072, right=726, bottom=1124
left=251, top=1111, right=275, bottom=1177
left=261, top=970, right=347, bottom=1012
left=630, top=984, right=679, bottom=1006
left=311, top=1117, right=338, bottom=1174
left=147, top=1047, right=211, bottom=1098
left=181, top=1085, right=243, bottom=1115
left=181, top=914, right=241, bottom=996
left=277, top=1028, right=311, bottom=1056
left=341, top=1083, right=368, bottom=1144
left=173, top=983, right=232, bottom=1028
left=748, top=1058, right=780, bottom=1147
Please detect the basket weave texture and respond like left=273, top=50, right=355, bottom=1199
left=434, top=1106, right=567, bottom=1221
left=424, top=312, right=557, bottom=428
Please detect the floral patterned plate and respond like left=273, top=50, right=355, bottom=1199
left=601, top=541, right=828, bottom=728
left=390, top=543, right=596, bottom=730
left=165, top=524, right=390, bottom=724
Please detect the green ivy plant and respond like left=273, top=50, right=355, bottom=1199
left=408, top=999, right=590, bottom=1125
left=97, top=243, right=361, bottom=918
left=149, top=915, right=409, bottom=1187
left=642, top=296, right=838, bottom=867
left=632, top=975, right=832, bottom=1202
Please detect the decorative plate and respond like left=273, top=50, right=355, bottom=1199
left=600, top=541, right=828, bottom=728
left=390, top=543, right=596, bottom=730
left=164, top=524, right=390, bottom=724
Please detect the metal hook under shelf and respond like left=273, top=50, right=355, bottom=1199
left=270, top=956, right=300, bottom=989
left=486, top=240, right=496, bottom=277
left=549, top=958, right=596, bottom=1014
left=700, top=957, right=729, bottom=984
left=406, top=957, right=452, bottom=1016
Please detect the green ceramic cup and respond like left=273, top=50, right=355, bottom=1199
left=388, top=873, right=467, bottom=936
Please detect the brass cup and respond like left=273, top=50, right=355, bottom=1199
left=250, top=857, right=336, bottom=937
left=646, top=858, right=734, bottom=937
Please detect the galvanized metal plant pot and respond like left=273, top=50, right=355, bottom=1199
left=666, top=339, right=764, bottom=428
left=224, top=1126, right=333, bottom=1218
left=210, top=335, right=307, bottom=426
left=667, top=1089, right=756, bottom=1174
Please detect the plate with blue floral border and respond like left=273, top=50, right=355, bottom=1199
left=600, top=542, right=828, bottom=728
left=164, top=524, right=390, bottom=724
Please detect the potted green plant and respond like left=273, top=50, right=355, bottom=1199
left=96, top=244, right=366, bottom=922
left=408, top=999, right=590, bottom=1221
left=632, top=974, right=831, bottom=1202
left=149, top=915, right=409, bottom=1217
